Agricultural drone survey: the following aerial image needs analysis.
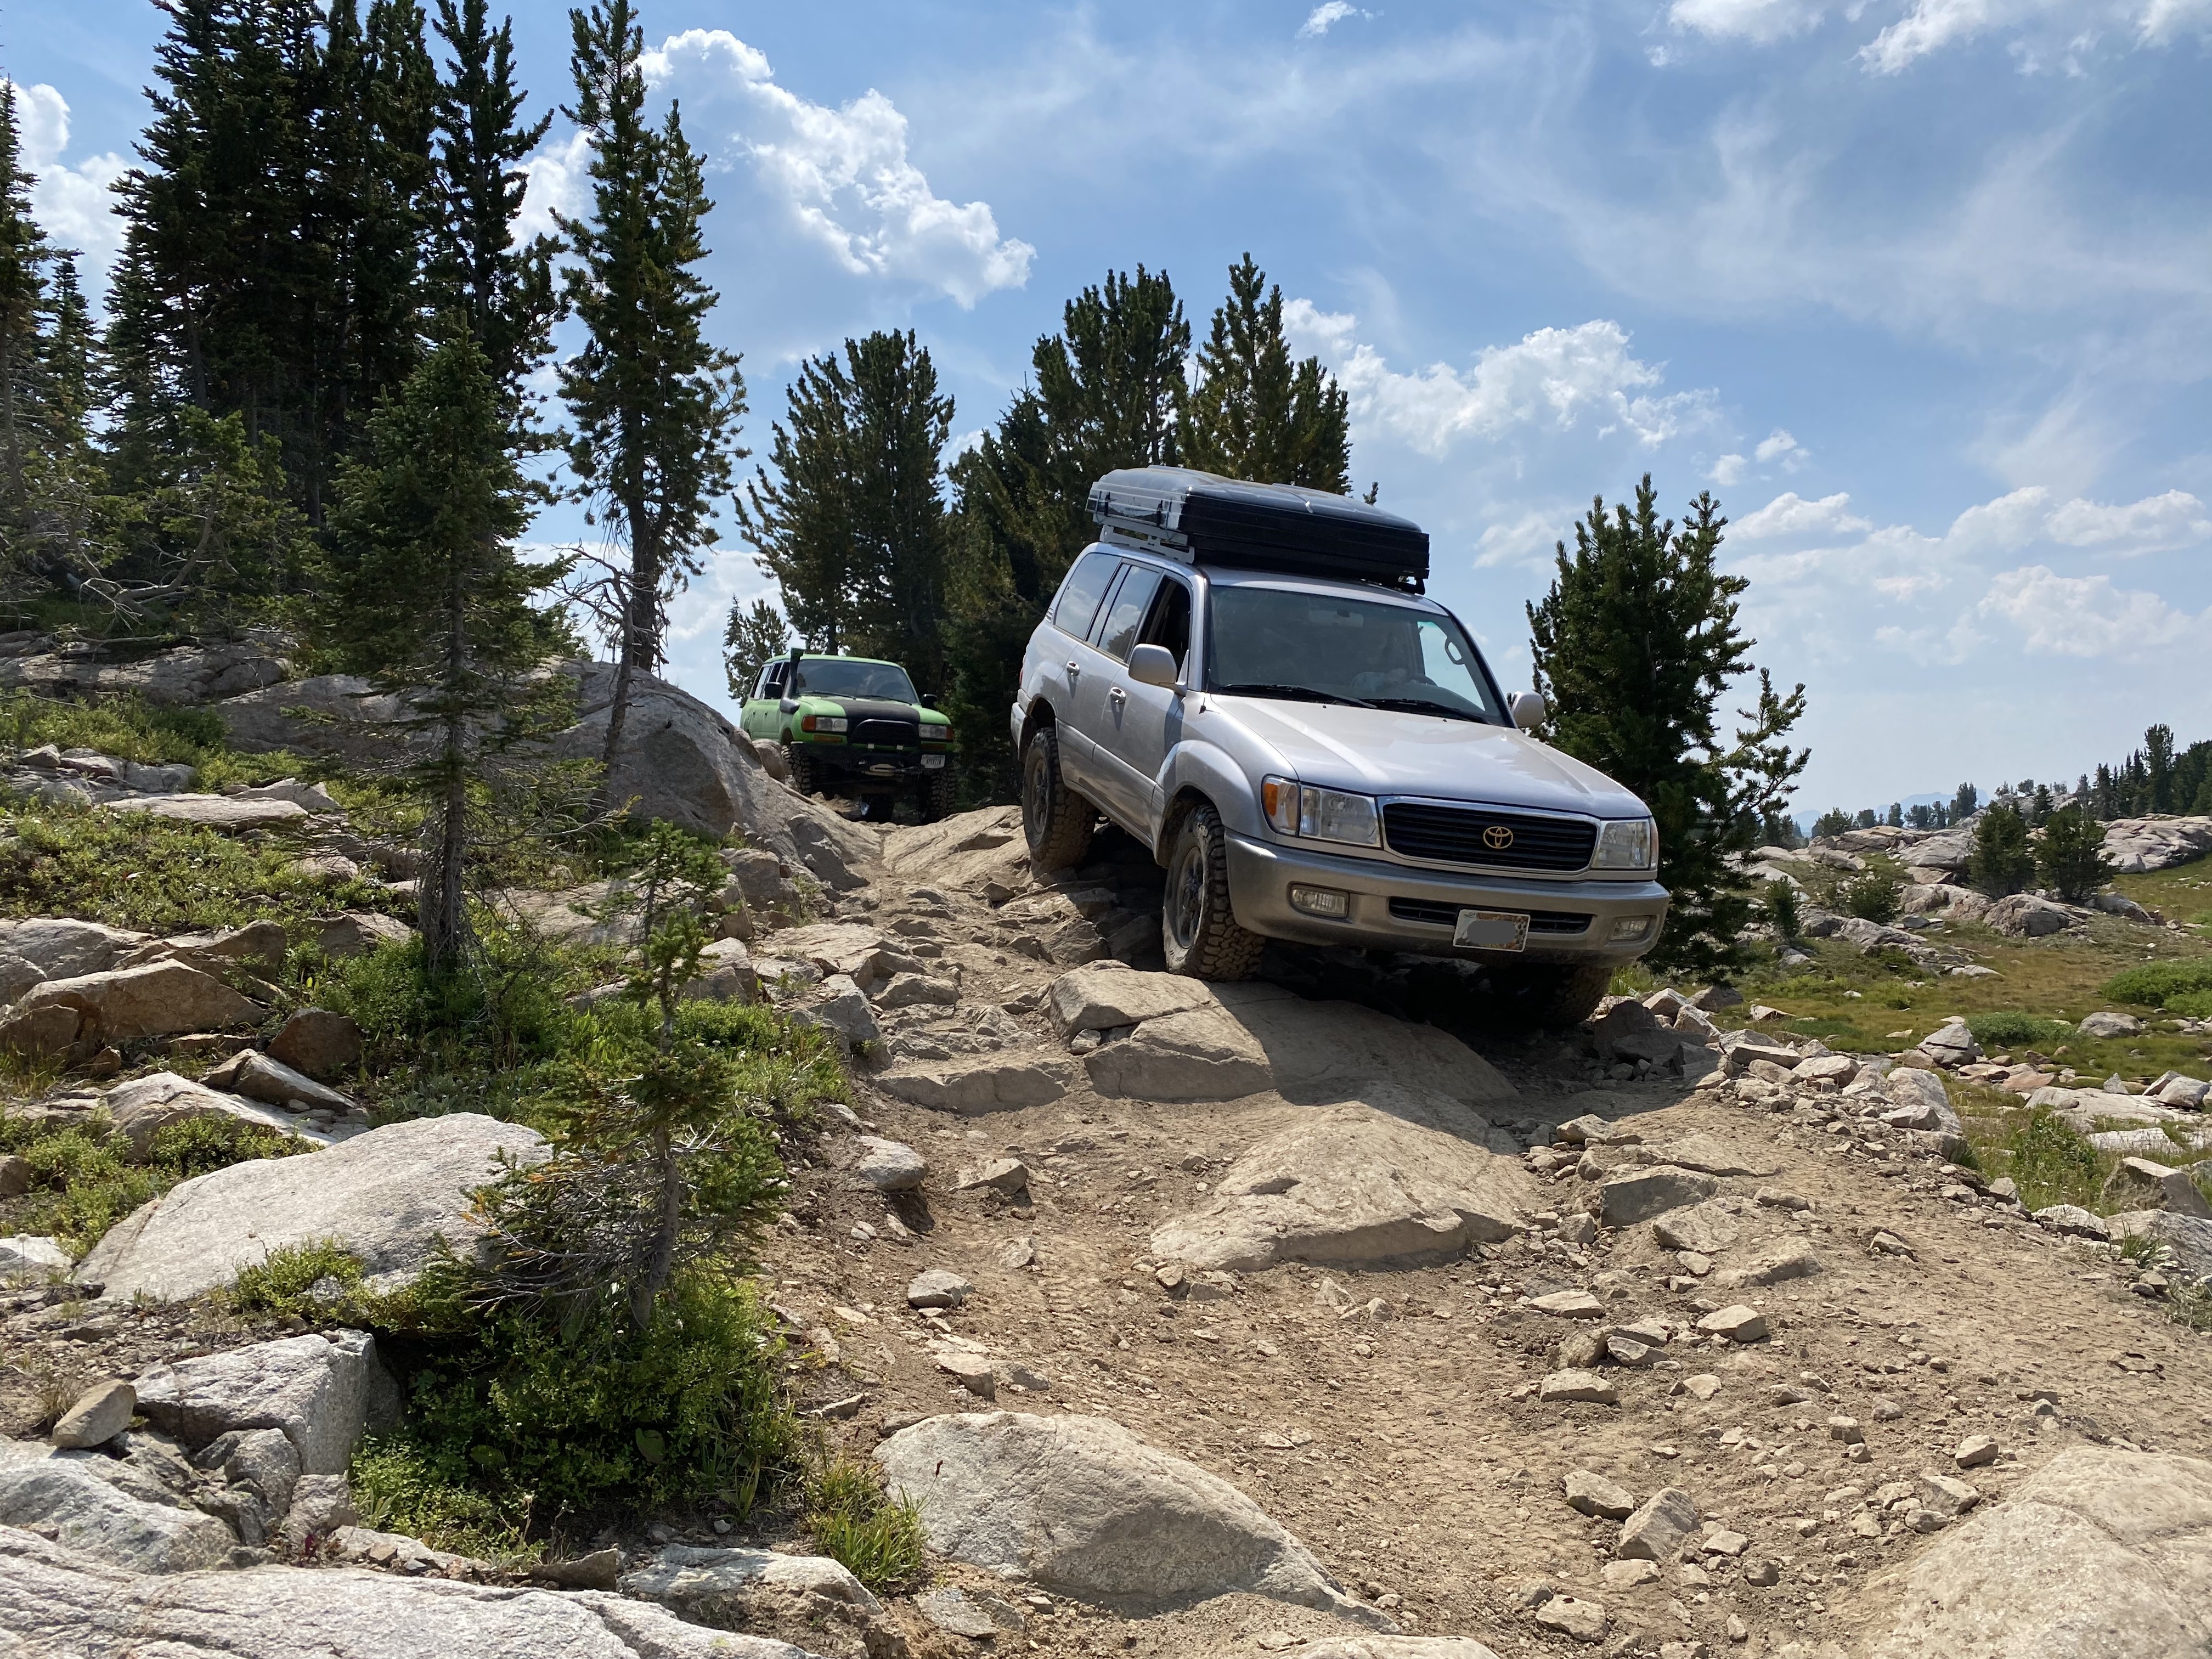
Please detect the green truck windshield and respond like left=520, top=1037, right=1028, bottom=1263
left=794, top=659, right=919, bottom=702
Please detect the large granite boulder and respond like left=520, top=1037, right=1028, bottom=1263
left=0, top=1444, right=237, bottom=1573
left=76, top=1113, right=545, bottom=1304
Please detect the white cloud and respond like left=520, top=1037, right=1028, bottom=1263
left=1979, top=563, right=2206, bottom=655
left=2139, top=0, right=2212, bottom=40
left=1709, top=453, right=1747, bottom=487
left=636, top=30, right=1032, bottom=308
left=1941, top=483, right=2211, bottom=556
left=1754, top=427, right=1807, bottom=466
left=1860, top=0, right=2210, bottom=70
left=6, top=82, right=128, bottom=274
left=1284, top=303, right=1718, bottom=455
left=1669, top=0, right=1828, bottom=43
left=516, top=129, right=592, bottom=245
left=1299, top=3, right=1372, bottom=38
left=1732, top=490, right=1871, bottom=539
left=1474, top=508, right=1568, bottom=568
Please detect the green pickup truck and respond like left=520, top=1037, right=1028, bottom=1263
left=740, top=650, right=956, bottom=821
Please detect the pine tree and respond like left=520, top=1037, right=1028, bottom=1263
left=1968, top=804, right=2035, bottom=898
left=0, top=80, right=51, bottom=543
left=945, top=267, right=1190, bottom=798
left=722, top=597, right=788, bottom=700
left=558, top=0, right=746, bottom=782
left=1526, top=477, right=1808, bottom=975
left=1951, top=782, right=1980, bottom=823
left=1179, top=254, right=1350, bottom=492
left=428, top=0, right=555, bottom=398
left=2035, top=804, right=2112, bottom=903
left=740, top=331, right=952, bottom=686
left=2144, top=723, right=2176, bottom=814
left=325, top=330, right=552, bottom=970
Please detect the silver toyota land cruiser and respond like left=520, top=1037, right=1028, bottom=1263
left=1009, top=467, right=1668, bottom=1025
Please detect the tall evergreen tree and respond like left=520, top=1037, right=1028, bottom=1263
left=2144, top=723, right=2176, bottom=814
left=1527, top=476, right=1807, bottom=975
left=944, top=267, right=1190, bottom=798
left=740, top=330, right=952, bottom=687
left=0, top=80, right=51, bottom=540
left=1178, top=253, right=1351, bottom=493
left=558, top=0, right=746, bottom=779
left=326, top=330, right=551, bottom=970
left=428, top=0, right=555, bottom=398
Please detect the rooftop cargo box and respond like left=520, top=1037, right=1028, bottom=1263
left=1088, top=466, right=1429, bottom=592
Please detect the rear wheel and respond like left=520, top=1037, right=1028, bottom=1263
left=1486, top=960, right=1615, bottom=1029
left=1021, top=727, right=1094, bottom=870
left=914, top=765, right=956, bottom=824
left=1160, top=804, right=1266, bottom=981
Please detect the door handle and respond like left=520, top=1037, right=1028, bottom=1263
left=1108, top=686, right=1127, bottom=707
left=1065, top=661, right=1080, bottom=681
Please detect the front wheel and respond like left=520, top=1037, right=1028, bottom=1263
left=1160, top=804, right=1266, bottom=981
left=1021, top=727, right=1094, bottom=870
left=782, top=742, right=820, bottom=797
left=1486, top=960, right=1615, bottom=1030
left=915, top=765, right=956, bottom=823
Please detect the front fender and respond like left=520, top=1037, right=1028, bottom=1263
left=1158, top=737, right=1267, bottom=857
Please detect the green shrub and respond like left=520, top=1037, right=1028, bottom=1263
left=1968, top=805, right=2036, bottom=898
left=314, top=926, right=582, bottom=1074
left=2002, top=1111, right=2103, bottom=1212
left=1965, top=1011, right=2075, bottom=1049
left=224, top=1239, right=409, bottom=1325
left=2034, top=804, right=2113, bottom=904
left=378, top=1268, right=797, bottom=1532
left=1762, top=880, right=1802, bottom=940
left=351, top=1435, right=538, bottom=1561
left=2103, top=958, right=2212, bottom=1011
left=1839, top=867, right=1904, bottom=924
left=806, top=1453, right=927, bottom=1592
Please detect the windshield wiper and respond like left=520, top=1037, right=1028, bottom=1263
left=1213, top=682, right=1375, bottom=708
left=1368, top=696, right=1487, bottom=723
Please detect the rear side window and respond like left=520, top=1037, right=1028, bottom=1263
left=1053, top=552, right=1119, bottom=641
left=1098, top=566, right=1163, bottom=663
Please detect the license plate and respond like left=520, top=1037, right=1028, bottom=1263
left=1453, top=909, right=1530, bottom=951
left=921, top=754, right=946, bottom=770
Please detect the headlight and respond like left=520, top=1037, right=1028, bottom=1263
left=925, top=725, right=952, bottom=744
left=1259, top=776, right=1381, bottom=848
left=1593, top=817, right=1656, bottom=870
left=800, top=714, right=847, bottom=734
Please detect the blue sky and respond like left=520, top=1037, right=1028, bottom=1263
left=10, top=0, right=2211, bottom=817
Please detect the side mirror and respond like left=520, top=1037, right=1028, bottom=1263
left=1509, top=690, right=1548, bottom=730
left=1127, top=644, right=1180, bottom=690
left=778, top=696, right=798, bottom=714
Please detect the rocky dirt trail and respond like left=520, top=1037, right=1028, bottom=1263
left=755, top=808, right=2212, bottom=1659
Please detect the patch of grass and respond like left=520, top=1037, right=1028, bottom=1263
left=223, top=1239, right=416, bottom=1326
left=2104, top=957, right=2212, bottom=1011
left=1965, top=1010, right=2076, bottom=1049
left=806, top=1452, right=927, bottom=1593
left=1989, top=1110, right=2106, bottom=1212
left=0, top=1111, right=311, bottom=1251
left=0, top=796, right=396, bottom=934
left=0, top=690, right=303, bottom=791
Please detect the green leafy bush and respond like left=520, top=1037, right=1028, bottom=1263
left=374, top=1268, right=797, bottom=1536
left=2103, top=958, right=2212, bottom=1011
left=2034, top=804, right=2113, bottom=903
left=806, top=1453, right=927, bottom=1592
left=0, top=690, right=298, bottom=790
left=224, top=1239, right=414, bottom=1325
left=351, top=1435, right=537, bottom=1561
left=1965, top=1011, right=2075, bottom=1049
left=1761, top=879, right=1802, bottom=940
left=313, top=926, right=584, bottom=1075
left=1839, top=867, right=1903, bottom=924
left=1968, top=805, right=2036, bottom=899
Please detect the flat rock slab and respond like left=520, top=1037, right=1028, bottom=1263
left=102, top=1072, right=320, bottom=1154
left=878, top=1052, right=1078, bottom=1115
left=0, top=918, right=150, bottom=979
left=0, top=1524, right=825, bottom=1658
left=106, top=793, right=311, bottom=830
left=75, top=1112, right=545, bottom=1304
left=1647, top=1132, right=1776, bottom=1177
left=1149, top=1087, right=1535, bottom=1272
left=876, top=1410, right=1379, bottom=1620
left=619, top=1543, right=882, bottom=1619
left=1083, top=1005, right=1274, bottom=1103
left=8, top=961, right=262, bottom=1048
left=1212, top=983, right=1520, bottom=1110
left=1867, top=1447, right=2212, bottom=1658
left=1047, top=963, right=1216, bottom=1036
left=0, top=1443, right=235, bottom=1572
left=134, top=1331, right=383, bottom=1476
left=1594, top=1165, right=1720, bottom=1228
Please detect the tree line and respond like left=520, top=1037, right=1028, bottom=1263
left=1810, top=721, right=2211, bottom=841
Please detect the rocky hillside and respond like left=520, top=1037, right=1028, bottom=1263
left=3, top=642, right=2210, bottom=1659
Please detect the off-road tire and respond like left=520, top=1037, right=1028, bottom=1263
left=782, top=742, right=820, bottom=798
left=1486, top=960, right=1615, bottom=1030
left=1022, top=727, right=1094, bottom=870
left=1161, top=803, right=1266, bottom=981
left=915, top=765, right=956, bottom=824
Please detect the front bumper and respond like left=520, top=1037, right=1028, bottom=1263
left=800, top=743, right=950, bottom=787
left=1223, top=831, right=1668, bottom=964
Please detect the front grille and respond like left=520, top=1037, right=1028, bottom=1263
left=853, top=719, right=918, bottom=749
left=1388, top=898, right=1592, bottom=934
left=1381, top=803, right=1596, bottom=871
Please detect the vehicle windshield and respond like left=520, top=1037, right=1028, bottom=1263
left=793, top=659, right=918, bottom=703
left=1205, top=585, right=1503, bottom=722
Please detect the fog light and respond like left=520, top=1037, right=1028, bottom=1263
left=1610, top=915, right=1654, bottom=942
left=1289, top=884, right=1350, bottom=919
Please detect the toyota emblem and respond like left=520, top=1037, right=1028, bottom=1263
left=1482, top=824, right=1515, bottom=850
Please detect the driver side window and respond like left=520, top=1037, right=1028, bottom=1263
left=1136, top=577, right=1191, bottom=675
left=758, top=662, right=788, bottom=699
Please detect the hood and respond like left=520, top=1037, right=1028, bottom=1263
left=1215, top=697, right=1649, bottom=819
left=807, top=696, right=926, bottom=724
